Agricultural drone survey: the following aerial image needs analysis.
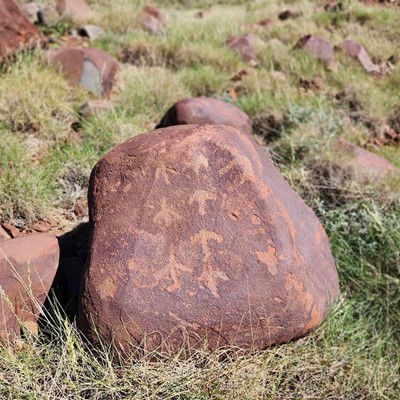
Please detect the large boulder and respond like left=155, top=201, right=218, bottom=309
left=156, top=97, right=253, bottom=136
left=78, top=124, right=339, bottom=353
left=0, top=0, right=45, bottom=63
left=0, top=234, right=59, bottom=341
left=46, top=47, right=118, bottom=97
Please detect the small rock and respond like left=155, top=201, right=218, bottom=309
left=31, top=220, right=52, bottom=233
left=46, top=47, right=118, bottom=97
left=230, top=67, right=254, bottom=82
left=79, top=99, right=115, bottom=118
left=0, top=234, right=59, bottom=342
left=0, top=226, right=10, bottom=241
left=56, top=0, right=93, bottom=20
left=295, top=35, right=335, bottom=66
left=299, top=77, right=324, bottom=91
left=259, top=18, right=274, bottom=27
left=0, top=0, right=45, bottom=62
left=38, top=4, right=59, bottom=26
left=156, top=97, right=253, bottom=136
left=1, top=223, right=21, bottom=238
left=22, top=2, right=41, bottom=23
left=74, top=198, right=88, bottom=218
left=336, top=39, right=380, bottom=75
left=78, top=24, right=105, bottom=40
left=225, top=34, right=258, bottom=64
left=278, top=10, right=301, bottom=20
left=271, top=70, right=287, bottom=81
left=139, top=5, right=166, bottom=35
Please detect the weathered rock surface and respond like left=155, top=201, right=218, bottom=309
left=46, top=47, right=118, bottom=97
left=0, top=234, right=59, bottom=341
left=225, top=34, right=258, bottom=63
left=336, top=39, right=380, bottom=75
left=22, top=2, right=41, bottom=23
left=295, top=35, right=334, bottom=66
left=78, top=24, right=105, bottom=40
left=56, top=0, right=93, bottom=20
left=139, top=5, right=166, bottom=35
left=336, top=139, right=395, bottom=178
left=156, top=97, right=253, bottom=136
left=0, top=0, right=45, bottom=62
left=78, top=124, right=339, bottom=353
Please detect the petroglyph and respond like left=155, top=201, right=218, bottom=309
left=198, top=263, right=229, bottom=298
left=128, top=258, right=157, bottom=289
left=189, top=190, right=218, bottom=215
left=190, top=153, right=209, bottom=175
left=219, top=155, right=256, bottom=184
left=256, top=246, right=278, bottom=275
left=191, top=229, right=224, bottom=260
left=154, top=198, right=182, bottom=226
left=154, top=254, right=193, bottom=292
left=155, top=163, right=178, bottom=185
left=99, top=277, right=117, bottom=299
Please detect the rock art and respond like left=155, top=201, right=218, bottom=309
left=336, top=39, right=380, bottom=75
left=78, top=124, right=340, bottom=353
left=139, top=5, right=166, bottom=35
left=336, top=139, right=395, bottom=178
left=0, top=234, right=59, bottom=341
left=56, top=0, right=93, bottom=20
left=295, top=35, right=334, bottom=66
left=225, top=34, right=258, bottom=63
left=156, top=97, right=253, bottom=136
left=0, top=0, right=45, bottom=63
left=46, top=47, right=118, bottom=97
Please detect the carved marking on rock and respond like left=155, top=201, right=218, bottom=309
left=154, top=254, right=193, bottom=292
left=128, top=258, right=157, bottom=289
left=154, top=198, right=182, bottom=226
left=219, top=154, right=256, bottom=184
left=155, top=163, right=177, bottom=185
left=256, top=246, right=278, bottom=275
left=189, top=190, right=218, bottom=215
left=198, top=263, right=229, bottom=298
left=99, top=277, right=117, bottom=299
left=190, top=153, right=209, bottom=175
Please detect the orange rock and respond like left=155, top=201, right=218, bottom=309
left=78, top=124, right=339, bottom=353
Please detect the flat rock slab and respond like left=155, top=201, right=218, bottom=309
left=0, top=0, right=45, bottom=62
left=156, top=97, right=253, bottom=136
left=295, top=35, right=334, bottom=66
left=78, top=124, right=339, bottom=353
left=336, top=39, right=380, bottom=75
left=46, top=47, right=118, bottom=97
left=0, top=234, right=59, bottom=341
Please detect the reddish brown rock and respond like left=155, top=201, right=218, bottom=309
left=278, top=10, right=301, bottom=20
left=225, top=34, right=258, bottom=63
left=259, top=18, right=274, bottom=28
left=336, top=39, right=380, bottom=75
left=156, top=97, right=253, bottom=136
left=56, top=0, right=93, bottom=20
left=139, top=5, right=166, bottom=35
left=46, top=47, right=118, bottom=97
left=0, top=234, right=59, bottom=341
left=0, top=0, right=45, bottom=63
left=295, top=35, right=334, bottom=66
left=336, top=139, right=395, bottom=178
left=78, top=124, right=339, bottom=353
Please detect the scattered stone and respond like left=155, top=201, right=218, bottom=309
left=22, top=2, right=41, bottom=23
left=73, top=198, right=88, bottom=218
left=299, top=77, right=324, bottom=92
left=278, top=10, right=301, bottom=20
left=31, top=220, right=52, bottom=233
left=37, top=4, right=60, bottom=26
left=1, top=223, right=21, bottom=238
left=0, top=226, right=10, bottom=241
left=79, top=99, right=115, bottom=118
left=225, top=34, right=258, bottom=64
left=336, top=139, right=395, bottom=178
left=0, top=234, right=59, bottom=341
left=0, top=0, right=45, bottom=63
left=139, top=5, right=166, bottom=35
left=78, top=24, right=105, bottom=40
left=324, top=1, right=344, bottom=11
left=295, top=35, right=335, bottom=66
left=77, top=124, right=339, bottom=353
left=56, top=0, right=93, bottom=20
left=46, top=47, right=118, bottom=97
left=271, top=70, right=287, bottom=81
left=230, top=67, right=254, bottom=82
left=336, top=39, right=380, bottom=75
left=156, top=97, right=253, bottom=136
left=195, top=11, right=204, bottom=18
left=259, top=18, right=274, bottom=27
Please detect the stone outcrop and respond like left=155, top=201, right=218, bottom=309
left=156, top=97, right=253, bottom=136
left=78, top=124, right=339, bottom=353
left=0, top=234, right=59, bottom=341
left=0, top=0, right=45, bottom=63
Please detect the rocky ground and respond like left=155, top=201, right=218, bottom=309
left=0, top=0, right=399, bottom=398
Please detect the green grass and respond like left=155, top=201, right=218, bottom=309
left=1, top=0, right=400, bottom=397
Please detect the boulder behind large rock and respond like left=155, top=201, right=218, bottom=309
left=78, top=124, right=339, bottom=353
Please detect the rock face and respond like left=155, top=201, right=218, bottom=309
left=46, top=47, right=118, bottom=97
left=156, top=97, right=253, bottom=136
left=56, top=0, right=93, bottom=20
left=0, top=234, right=59, bottom=341
left=78, top=124, right=339, bottom=353
left=336, top=39, right=380, bottom=75
left=225, top=34, right=258, bottom=63
left=295, top=35, right=334, bottom=66
left=139, top=5, right=166, bottom=35
left=0, top=0, right=45, bottom=63
left=336, top=139, right=395, bottom=178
